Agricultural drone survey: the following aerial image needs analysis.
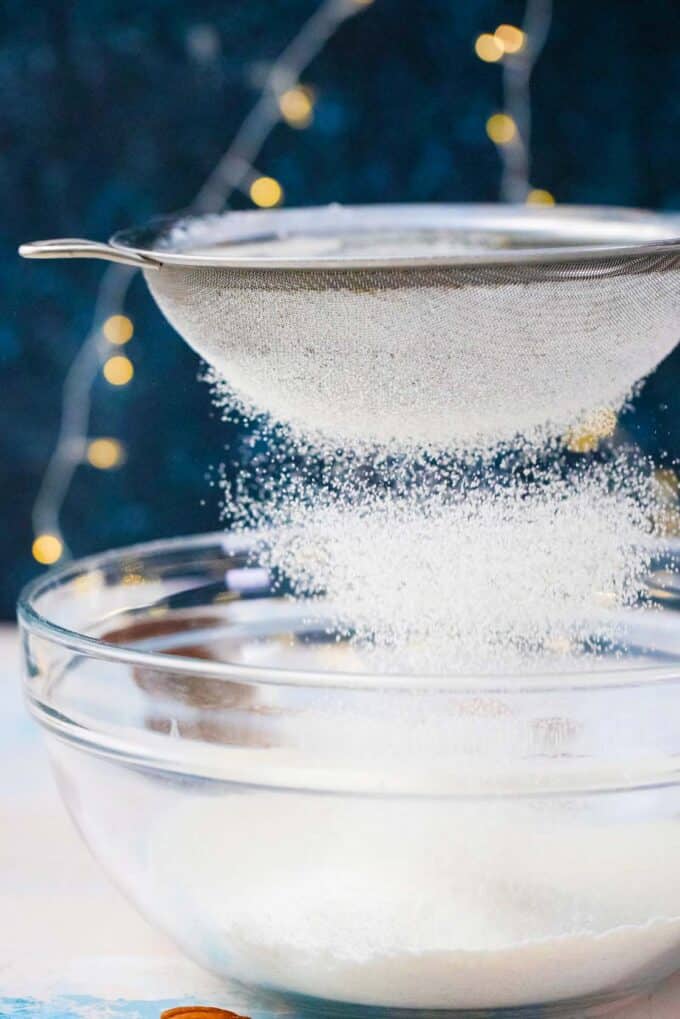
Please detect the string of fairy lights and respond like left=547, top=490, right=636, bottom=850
left=33, top=0, right=612, bottom=569
left=31, top=0, right=373, bottom=565
left=480, top=0, right=555, bottom=205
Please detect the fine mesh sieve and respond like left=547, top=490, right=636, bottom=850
left=20, top=204, right=680, bottom=448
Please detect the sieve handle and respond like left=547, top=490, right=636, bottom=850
left=18, top=238, right=161, bottom=270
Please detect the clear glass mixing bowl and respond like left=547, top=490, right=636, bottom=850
left=18, top=532, right=680, bottom=1018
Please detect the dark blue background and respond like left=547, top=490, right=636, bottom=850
left=2, top=0, right=679, bottom=617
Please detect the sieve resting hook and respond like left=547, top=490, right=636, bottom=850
left=18, top=238, right=161, bottom=270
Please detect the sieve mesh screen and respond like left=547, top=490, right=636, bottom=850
left=146, top=251, right=680, bottom=448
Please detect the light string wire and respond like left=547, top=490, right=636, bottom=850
left=483, top=0, right=639, bottom=455
left=498, top=0, right=554, bottom=203
left=31, top=0, right=558, bottom=565
left=31, top=0, right=371, bottom=563
left=195, top=0, right=366, bottom=212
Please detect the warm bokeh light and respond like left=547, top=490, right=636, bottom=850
left=279, top=86, right=314, bottom=128
left=655, top=468, right=680, bottom=496
left=474, top=33, right=503, bottom=63
left=121, top=571, right=145, bottom=586
left=102, top=314, right=134, bottom=345
left=32, top=533, right=64, bottom=565
left=486, top=113, right=517, bottom=145
left=526, top=188, right=556, bottom=206
left=653, top=470, right=680, bottom=537
left=86, top=437, right=125, bottom=469
left=72, top=570, right=104, bottom=594
left=566, top=432, right=600, bottom=454
left=103, top=355, right=134, bottom=386
left=495, top=24, right=525, bottom=53
left=566, top=409, right=618, bottom=453
left=249, top=175, right=284, bottom=208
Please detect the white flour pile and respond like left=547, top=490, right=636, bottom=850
left=151, top=794, right=680, bottom=1010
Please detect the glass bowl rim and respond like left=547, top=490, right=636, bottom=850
left=17, top=529, right=680, bottom=695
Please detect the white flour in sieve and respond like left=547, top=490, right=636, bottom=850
left=152, top=205, right=680, bottom=450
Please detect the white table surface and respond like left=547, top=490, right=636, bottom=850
left=0, top=625, right=248, bottom=1016
left=2, top=622, right=680, bottom=1018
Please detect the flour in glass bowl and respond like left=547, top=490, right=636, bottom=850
left=151, top=793, right=680, bottom=1010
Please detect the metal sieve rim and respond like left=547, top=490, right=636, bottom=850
left=109, top=203, right=680, bottom=271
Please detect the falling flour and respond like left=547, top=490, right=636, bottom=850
left=217, top=431, right=664, bottom=676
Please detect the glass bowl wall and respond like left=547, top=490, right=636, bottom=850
left=18, top=532, right=680, bottom=1018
